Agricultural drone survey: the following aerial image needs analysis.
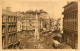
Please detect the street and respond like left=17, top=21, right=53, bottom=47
left=17, top=31, right=72, bottom=49
left=18, top=31, right=54, bottom=49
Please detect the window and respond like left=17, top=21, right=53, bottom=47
left=71, top=13, right=72, bottom=19
left=13, top=17, right=14, bottom=22
left=11, top=35, right=12, bottom=43
left=14, top=26, right=15, bottom=31
left=8, top=16, right=12, bottom=22
left=73, top=22, right=74, bottom=29
left=73, top=12, right=75, bottom=19
left=68, top=13, right=70, bottom=19
left=2, top=26, right=5, bottom=33
left=2, top=16, right=6, bottom=22
left=76, top=22, right=78, bottom=30
left=14, top=34, right=15, bottom=41
left=70, top=13, right=71, bottom=19
left=15, top=34, right=17, bottom=41
left=75, top=11, right=78, bottom=19
left=8, top=17, right=10, bottom=22
left=68, top=22, right=70, bottom=28
left=8, top=35, right=11, bottom=44
left=70, top=22, right=71, bottom=29
left=8, top=26, right=12, bottom=32
left=72, top=13, right=73, bottom=19
left=67, top=14, right=68, bottom=19
left=67, top=22, right=68, bottom=28
left=14, top=17, right=15, bottom=22
left=2, top=37, right=5, bottom=46
left=75, top=22, right=77, bottom=30
left=66, top=14, right=68, bottom=19
left=73, top=12, right=74, bottom=19
left=14, top=25, right=16, bottom=31
left=12, top=26, right=13, bottom=31
left=13, top=26, right=15, bottom=31
left=12, top=17, right=14, bottom=22
left=71, top=22, right=73, bottom=29
left=64, top=14, right=66, bottom=19
left=9, top=27, right=10, bottom=32
left=12, top=35, right=13, bottom=42
left=71, top=13, right=73, bottom=19
left=14, top=17, right=16, bottom=22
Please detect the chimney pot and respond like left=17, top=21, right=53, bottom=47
left=6, top=7, right=11, bottom=11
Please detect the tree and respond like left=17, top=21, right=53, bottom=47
left=49, top=18, right=54, bottom=31
left=55, top=18, right=61, bottom=33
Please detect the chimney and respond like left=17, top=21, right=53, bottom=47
left=67, top=1, right=69, bottom=4
left=67, top=1, right=71, bottom=4
left=6, top=7, right=11, bottom=11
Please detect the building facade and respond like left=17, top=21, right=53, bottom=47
left=21, top=10, right=50, bottom=35
left=2, top=8, right=19, bottom=49
left=22, top=13, right=36, bottom=34
left=62, top=2, right=78, bottom=49
left=39, top=10, right=50, bottom=33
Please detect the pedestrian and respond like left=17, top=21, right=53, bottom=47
left=27, top=44, right=28, bottom=48
left=19, top=45, right=22, bottom=49
left=47, top=42, right=49, bottom=46
left=34, top=45, right=36, bottom=49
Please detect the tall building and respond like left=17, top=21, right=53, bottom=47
left=39, top=9, right=50, bottom=33
left=62, top=2, right=78, bottom=49
left=21, top=9, right=50, bottom=34
left=22, top=11, right=36, bottom=34
left=2, top=8, right=19, bottom=49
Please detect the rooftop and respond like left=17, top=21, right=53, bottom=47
left=2, top=9, right=17, bottom=16
left=24, top=9, right=47, bottom=15
left=63, top=2, right=77, bottom=8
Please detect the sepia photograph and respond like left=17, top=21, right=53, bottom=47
left=2, top=0, right=79, bottom=49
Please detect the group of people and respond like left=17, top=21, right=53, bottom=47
left=19, top=44, right=25, bottom=49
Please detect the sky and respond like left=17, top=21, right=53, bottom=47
left=2, top=0, right=78, bottom=19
